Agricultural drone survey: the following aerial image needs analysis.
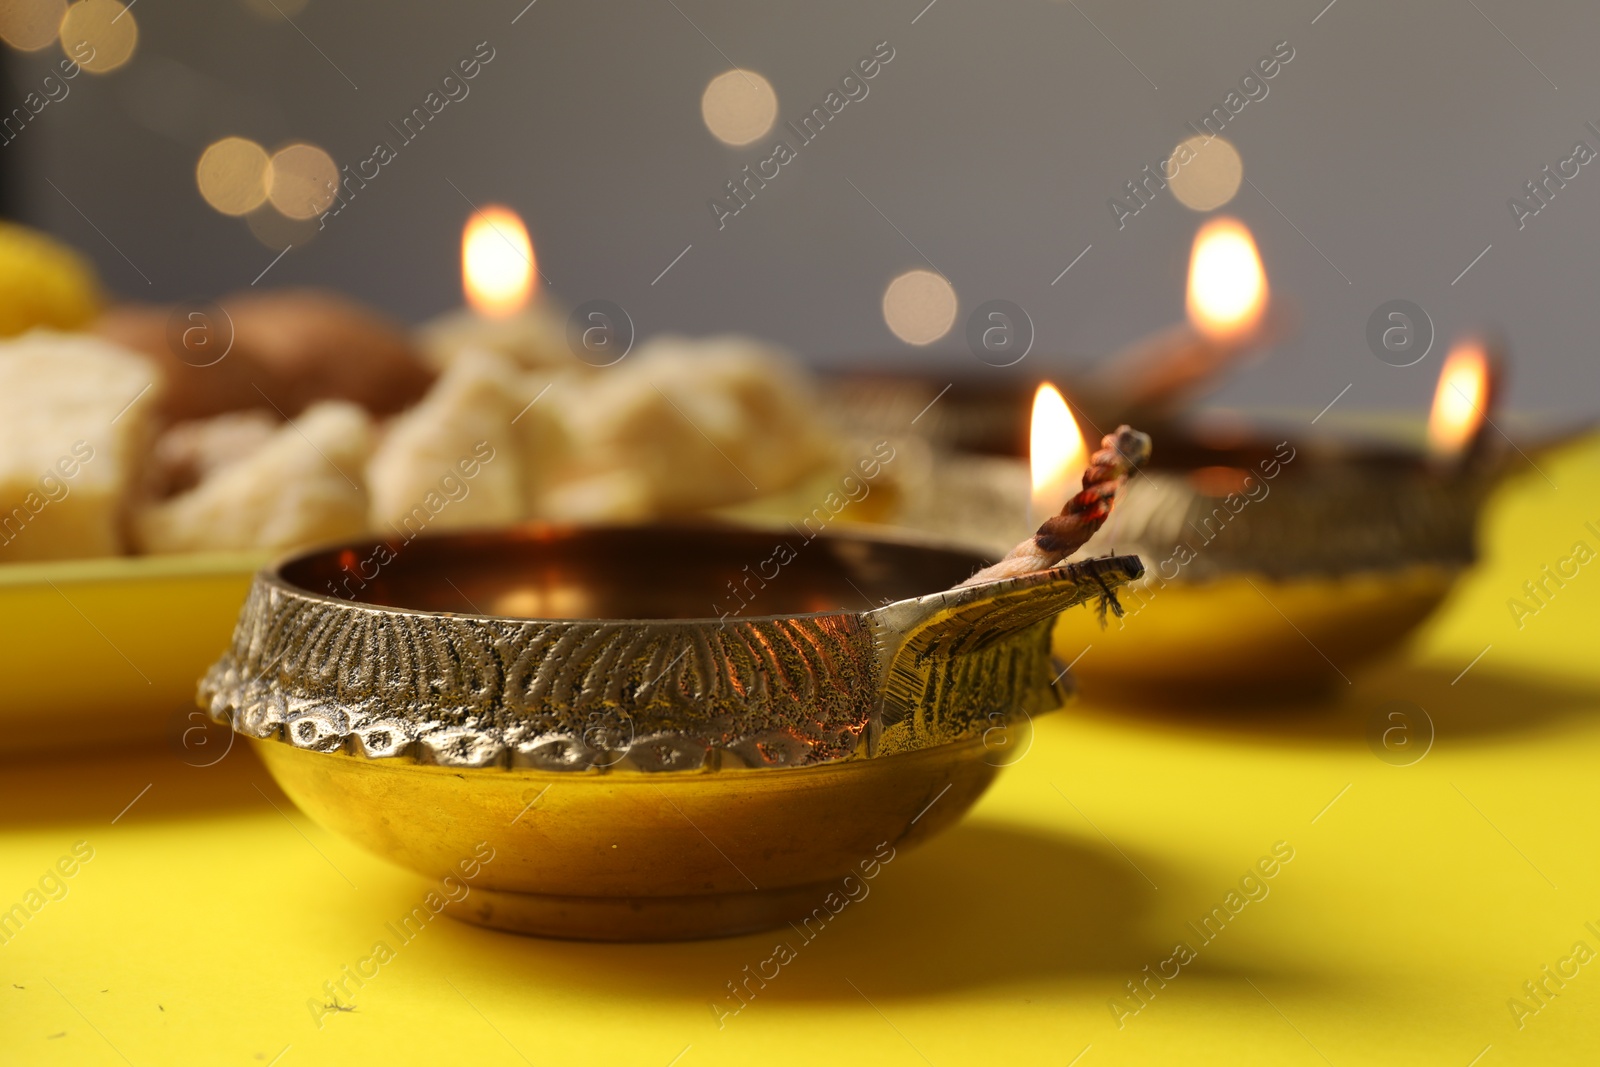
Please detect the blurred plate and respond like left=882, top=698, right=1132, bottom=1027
left=0, top=551, right=265, bottom=756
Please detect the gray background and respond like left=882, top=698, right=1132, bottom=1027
left=12, top=0, right=1598, bottom=413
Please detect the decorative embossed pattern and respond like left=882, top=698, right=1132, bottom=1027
left=871, top=556, right=1142, bottom=755
left=1087, top=466, right=1489, bottom=581
left=200, top=547, right=1144, bottom=772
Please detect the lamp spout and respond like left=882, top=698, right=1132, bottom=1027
left=864, top=555, right=1144, bottom=756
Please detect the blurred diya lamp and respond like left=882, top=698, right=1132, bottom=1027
left=1022, top=218, right=1516, bottom=701
left=1082, top=215, right=1293, bottom=429
left=828, top=218, right=1565, bottom=703
left=200, top=523, right=1142, bottom=941
left=415, top=205, right=573, bottom=370
left=1054, top=335, right=1524, bottom=701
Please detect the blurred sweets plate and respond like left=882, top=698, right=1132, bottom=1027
left=0, top=275, right=900, bottom=751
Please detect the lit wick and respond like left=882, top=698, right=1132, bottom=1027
left=1428, top=335, right=1501, bottom=469
left=1029, top=383, right=1087, bottom=527
left=1186, top=216, right=1269, bottom=343
left=1087, top=216, right=1276, bottom=421
left=960, top=425, right=1152, bottom=587
left=462, top=205, right=536, bottom=318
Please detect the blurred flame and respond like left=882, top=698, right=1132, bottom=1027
left=1030, top=383, right=1087, bottom=521
left=1428, top=339, right=1490, bottom=458
left=462, top=206, right=535, bottom=317
left=1186, top=216, right=1268, bottom=342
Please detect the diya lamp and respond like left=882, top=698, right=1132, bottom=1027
left=195, top=293, right=1155, bottom=942
left=1051, top=220, right=1528, bottom=702
left=199, top=426, right=1151, bottom=941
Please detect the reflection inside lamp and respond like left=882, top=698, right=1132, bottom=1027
left=491, top=584, right=592, bottom=620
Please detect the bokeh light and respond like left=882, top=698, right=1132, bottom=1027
left=1168, top=134, right=1244, bottom=212
left=58, top=0, right=137, bottom=73
left=196, top=137, right=270, bottom=217
left=0, top=0, right=66, bottom=51
left=701, top=69, right=778, bottom=146
left=881, top=269, right=957, bottom=346
left=266, top=142, right=338, bottom=220
left=245, top=201, right=318, bottom=251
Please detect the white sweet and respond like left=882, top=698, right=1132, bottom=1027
left=415, top=304, right=570, bottom=372
left=555, top=335, right=834, bottom=514
left=538, top=468, right=654, bottom=523
left=366, top=349, right=525, bottom=538
left=148, top=409, right=280, bottom=497
left=509, top=370, right=572, bottom=516
left=136, top=402, right=373, bottom=553
left=0, top=330, right=160, bottom=562
left=1, top=323, right=846, bottom=561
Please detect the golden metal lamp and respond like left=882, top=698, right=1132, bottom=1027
left=201, top=523, right=1140, bottom=940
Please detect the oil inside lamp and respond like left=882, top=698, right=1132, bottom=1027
left=1029, top=382, right=1087, bottom=524
left=1186, top=216, right=1269, bottom=342
left=1428, top=338, right=1493, bottom=460
left=462, top=206, right=536, bottom=318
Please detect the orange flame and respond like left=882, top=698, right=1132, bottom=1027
left=462, top=206, right=535, bottom=317
left=1428, top=339, right=1491, bottom=458
left=1030, top=383, right=1087, bottom=521
left=1186, top=216, right=1269, bottom=342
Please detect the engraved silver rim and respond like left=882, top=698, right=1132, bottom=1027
left=198, top=524, right=1142, bottom=773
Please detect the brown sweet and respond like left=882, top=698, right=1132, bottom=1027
left=96, top=288, right=435, bottom=421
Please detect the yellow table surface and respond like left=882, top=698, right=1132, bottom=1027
left=4, top=436, right=1599, bottom=1067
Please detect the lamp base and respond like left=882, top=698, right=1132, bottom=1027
left=445, top=882, right=840, bottom=942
